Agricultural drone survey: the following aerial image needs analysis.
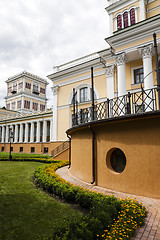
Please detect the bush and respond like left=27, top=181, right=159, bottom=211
left=34, top=162, right=146, bottom=240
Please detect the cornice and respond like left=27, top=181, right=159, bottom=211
left=5, top=92, right=48, bottom=101
left=0, top=111, right=53, bottom=124
left=6, top=71, right=48, bottom=85
left=105, top=14, right=160, bottom=49
left=47, top=58, right=105, bottom=81
left=52, top=69, right=106, bottom=87
left=106, top=0, right=137, bottom=14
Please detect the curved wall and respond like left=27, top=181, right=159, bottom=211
left=69, top=112, right=160, bottom=199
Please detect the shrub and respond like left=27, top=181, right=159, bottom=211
left=34, top=162, right=146, bottom=240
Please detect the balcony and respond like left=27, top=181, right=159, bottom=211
left=72, top=87, right=160, bottom=126
left=32, top=85, right=39, bottom=95
left=11, top=87, right=17, bottom=94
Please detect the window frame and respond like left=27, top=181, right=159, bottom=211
left=115, top=7, right=137, bottom=31
left=80, top=87, right=88, bottom=103
left=131, top=66, right=144, bottom=85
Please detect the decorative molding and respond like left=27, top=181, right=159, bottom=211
left=51, top=86, right=59, bottom=96
left=138, top=44, right=153, bottom=59
left=106, top=65, right=114, bottom=77
left=115, top=53, right=127, bottom=66
left=106, top=14, right=160, bottom=49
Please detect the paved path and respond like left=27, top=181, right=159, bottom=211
left=56, top=166, right=160, bottom=240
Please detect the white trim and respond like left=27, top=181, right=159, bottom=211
left=68, top=83, right=99, bottom=105
left=5, top=91, right=47, bottom=101
left=106, top=15, right=160, bottom=49
left=54, top=69, right=106, bottom=88
left=106, top=0, right=137, bottom=14
left=114, top=6, right=137, bottom=31
left=148, top=4, right=160, bottom=13
left=131, top=65, right=143, bottom=84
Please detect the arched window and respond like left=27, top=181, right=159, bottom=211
left=80, top=87, right=88, bottom=102
left=117, top=14, right=122, bottom=30
left=123, top=11, right=128, bottom=28
left=130, top=8, right=135, bottom=25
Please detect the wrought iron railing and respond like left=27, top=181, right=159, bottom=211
left=72, top=87, right=159, bottom=126
left=51, top=140, right=70, bottom=157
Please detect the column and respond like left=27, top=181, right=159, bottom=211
left=51, top=85, right=59, bottom=141
left=14, top=124, right=18, bottom=143
left=24, top=122, right=29, bottom=143
left=22, top=96, right=24, bottom=112
left=30, top=122, right=34, bottom=143
left=139, top=44, right=154, bottom=90
left=139, top=0, right=146, bottom=21
left=43, top=120, right=47, bottom=142
left=22, top=77, right=25, bottom=91
left=36, top=121, right=40, bottom=142
left=139, top=44, right=154, bottom=111
left=5, top=125, right=9, bottom=143
left=106, top=65, right=115, bottom=99
left=106, top=65, right=115, bottom=117
left=50, top=120, right=53, bottom=141
left=2, top=126, right=5, bottom=143
left=116, top=53, right=127, bottom=96
left=19, top=123, right=23, bottom=143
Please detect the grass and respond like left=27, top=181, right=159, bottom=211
left=0, top=161, right=83, bottom=240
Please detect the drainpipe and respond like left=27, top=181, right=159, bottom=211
left=67, top=133, right=71, bottom=169
left=91, top=67, right=95, bottom=121
left=89, top=125, right=96, bottom=184
left=153, top=33, right=160, bottom=109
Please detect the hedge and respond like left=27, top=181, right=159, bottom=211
left=34, top=161, right=146, bottom=240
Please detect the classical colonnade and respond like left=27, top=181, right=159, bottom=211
left=106, top=44, right=154, bottom=99
left=0, top=118, right=53, bottom=144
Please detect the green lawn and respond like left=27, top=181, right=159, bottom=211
left=0, top=161, right=82, bottom=240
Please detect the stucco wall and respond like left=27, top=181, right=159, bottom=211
left=0, top=141, right=64, bottom=156
left=69, top=113, right=160, bottom=198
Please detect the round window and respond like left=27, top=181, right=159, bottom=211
left=110, top=148, right=126, bottom=173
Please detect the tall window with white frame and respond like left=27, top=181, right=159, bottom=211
left=80, top=87, right=88, bottom=103
left=123, top=11, right=128, bottom=28
left=134, top=68, right=144, bottom=84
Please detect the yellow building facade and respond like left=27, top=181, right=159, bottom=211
left=48, top=0, right=160, bottom=198
left=48, top=0, right=160, bottom=142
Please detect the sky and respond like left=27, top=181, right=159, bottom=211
left=0, top=0, right=109, bottom=108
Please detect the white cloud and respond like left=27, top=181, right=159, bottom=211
left=0, top=0, right=109, bottom=108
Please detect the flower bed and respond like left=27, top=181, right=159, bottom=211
left=34, top=161, right=146, bottom=240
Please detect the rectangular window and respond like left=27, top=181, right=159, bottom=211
left=25, top=82, right=31, bottom=89
left=135, top=104, right=145, bottom=113
left=33, top=102, right=38, bottom=111
left=6, top=103, right=10, bottom=110
left=31, top=147, right=35, bottom=153
left=20, top=147, right=23, bottom=152
left=80, top=87, right=88, bottom=102
left=24, top=100, right=30, bottom=109
left=134, top=68, right=144, bottom=84
left=11, top=102, right=16, bottom=110
left=17, top=100, right=21, bottom=109
left=11, top=147, right=13, bottom=152
left=8, top=87, right=12, bottom=93
left=18, top=82, right=23, bottom=89
left=40, top=88, right=45, bottom=94
left=40, top=104, right=45, bottom=111
left=1, top=147, right=4, bottom=152
left=44, top=147, right=48, bottom=153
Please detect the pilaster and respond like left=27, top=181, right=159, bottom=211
left=51, top=85, right=59, bottom=141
